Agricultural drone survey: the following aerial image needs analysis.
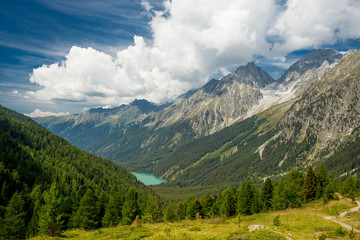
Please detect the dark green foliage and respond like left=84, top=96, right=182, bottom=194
left=261, top=178, right=274, bottom=212
left=315, top=163, right=332, bottom=199
left=142, top=194, right=161, bottom=223
left=221, top=187, right=236, bottom=217
left=72, top=189, right=99, bottom=230
left=273, top=215, right=281, bottom=226
left=0, top=192, right=27, bottom=239
left=302, top=166, right=318, bottom=202
left=272, top=170, right=303, bottom=210
left=122, top=188, right=140, bottom=224
left=164, top=202, right=177, bottom=222
left=185, top=196, right=202, bottom=219
left=200, top=192, right=213, bottom=218
left=38, top=182, right=63, bottom=236
left=237, top=182, right=260, bottom=215
left=102, top=191, right=122, bottom=227
left=0, top=105, right=154, bottom=236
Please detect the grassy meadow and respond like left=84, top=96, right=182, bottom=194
left=31, top=197, right=359, bottom=240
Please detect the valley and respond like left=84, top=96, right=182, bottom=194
left=34, top=49, right=360, bottom=190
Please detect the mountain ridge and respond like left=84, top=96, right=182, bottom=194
left=33, top=48, right=356, bottom=188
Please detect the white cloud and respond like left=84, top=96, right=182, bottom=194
left=268, top=0, right=360, bottom=55
left=28, top=0, right=360, bottom=108
left=26, top=109, right=70, bottom=118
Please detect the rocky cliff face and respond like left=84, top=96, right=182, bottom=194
left=278, top=50, right=360, bottom=161
left=152, top=62, right=273, bottom=135
left=276, top=49, right=346, bottom=95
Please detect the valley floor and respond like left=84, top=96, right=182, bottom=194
left=32, top=197, right=359, bottom=240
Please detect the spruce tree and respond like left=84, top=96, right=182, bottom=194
left=186, top=197, right=202, bottom=220
left=38, top=182, right=63, bottom=236
left=237, top=182, right=254, bottom=215
left=261, top=178, right=274, bottom=212
left=0, top=192, right=27, bottom=239
left=315, top=163, right=331, bottom=199
left=221, top=187, right=236, bottom=217
left=122, top=188, right=140, bottom=224
left=73, top=188, right=99, bottom=229
left=302, top=166, right=318, bottom=202
left=102, top=191, right=123, bottom=227
left=200, top=192, right=213, bottom=218
left=164, top=202, right=177, bottom=222
left=143, top=195, right=161, bottom=223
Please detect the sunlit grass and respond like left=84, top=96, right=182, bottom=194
left=31, top=198, right=358, bottom=240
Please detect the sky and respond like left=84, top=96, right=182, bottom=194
left=1, top=0, right=360, bottom=117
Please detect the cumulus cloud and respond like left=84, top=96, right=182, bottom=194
left=26, top=109, right=70, bottom=118
left=28, top=0, right=360, bottom=108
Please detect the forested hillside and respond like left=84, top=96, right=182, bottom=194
left=0, top=105, right=159, bottom=239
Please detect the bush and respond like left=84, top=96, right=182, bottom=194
left=273, top=215, right=281, bottom=226
left=318, top=233, right=327, bottom=240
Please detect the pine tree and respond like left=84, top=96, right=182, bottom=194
left=221, top=187, right=236, bottom=217
left=122, top=188, right=140, bottom=224
left=38, top=182, right=63, bottom=236
left=200, top=192, right=213, bottom=218
left=102, top=191, right=123, bottom=227
left=302, top=166, right=318, bottom=202
left=237, top=182, right=254, bottom=215
left=164, top=202, right=177, bottom=222
left=97, top=191, right=109, bottom=228
left=261, top=178, right=274, bottom=212
left=0, top=192, right=27, bottom=239
left=73, top=188, right=99, bottom=229
left=315, top=163, right=331, bottom=199
left=143, top=195, right=161, bottom=223
left=186, top=196, right=202, bottom=220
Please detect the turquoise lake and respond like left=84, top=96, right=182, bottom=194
left=132, top=172, right=166, bottom=186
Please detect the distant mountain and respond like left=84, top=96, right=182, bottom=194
left=34, top=48, right=354, bottom=187
left=35, top=99, right=168, bottom=151
left=150, top=50, right=360, bottom=187
left=152, top=61, right=274, bottom=135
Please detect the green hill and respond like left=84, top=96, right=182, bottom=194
left=0, top=105, right=157, bottom=239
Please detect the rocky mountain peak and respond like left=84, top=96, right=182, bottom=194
left=278, top=49, right=344, bottom=84
left=229, top=61, right=274, bottom=88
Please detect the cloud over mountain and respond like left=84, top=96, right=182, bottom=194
left=28, top=0, right=360, bottom=107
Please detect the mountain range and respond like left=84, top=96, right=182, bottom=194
left=34, top=49, right=360, bottom=188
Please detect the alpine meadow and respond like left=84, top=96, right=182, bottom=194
left=1, top=1, right=360, bottom=239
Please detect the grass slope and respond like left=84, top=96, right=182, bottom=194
left=31, top=198, right=359, bottom=240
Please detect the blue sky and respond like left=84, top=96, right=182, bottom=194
left=1, top=0, right=360, bottom=116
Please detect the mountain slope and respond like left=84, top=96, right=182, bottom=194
left=0, top=104, right=156, bottom=237
left=35, top=99, right=167, bottom=151
left=263, top=49, right=360, bottom=174
left=34, top=49, right=350, bottom=182
left=134, top=50, right=360, bottom=187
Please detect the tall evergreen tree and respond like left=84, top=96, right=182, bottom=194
left=302, top=166, right=318, bottom=202
left=185, top=195, right=202, bottom=219
left=261, top=178, right=274, bottom=212
left=102, top=191, right=122, bottom=227
left=221, top=187, right=236, bottom=217
left=26, top=185, right=42, bottom=238
left=164, top=202, right=177, bottom=222
left=315, top=163, right=331, bottom=199
left=122, top=188, right=140, bottom=224
left=73, top=188, right=99, bottom=230
left=38, top=182, right=63, bottom=236
left=237, top=182, right=255, bottom=215
left=200, top=192, right=213, bottom=218
left=0, top=192, right=27, bottom=239
left=142, top=194, right=161, bottom=223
